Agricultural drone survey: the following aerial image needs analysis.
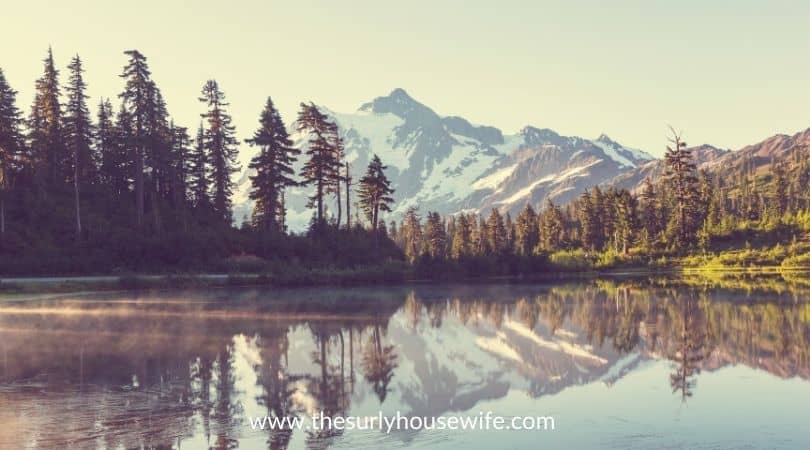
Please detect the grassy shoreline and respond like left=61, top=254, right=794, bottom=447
left=3, top=262, right=809, bottom=296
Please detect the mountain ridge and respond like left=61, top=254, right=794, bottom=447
left=234, top=88, right=655, bottom=229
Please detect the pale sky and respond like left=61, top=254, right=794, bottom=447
left=2, top=0, right=809, bottom=157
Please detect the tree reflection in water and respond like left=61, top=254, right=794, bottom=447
left=0, top=277, right=808, bottom=449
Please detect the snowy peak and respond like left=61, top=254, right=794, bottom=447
left=233, top=89, right=658, bottom=229
left=358, top=88, right=436, bottom=121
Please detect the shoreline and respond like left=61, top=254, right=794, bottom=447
left=2, top=265, right=808, bottom=296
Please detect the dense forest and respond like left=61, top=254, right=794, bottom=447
left=0, top=48, right=401, bottom=275
left=1, top=48, right=810, bottom=277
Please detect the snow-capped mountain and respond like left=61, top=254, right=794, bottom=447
left=233, top=88, right=654, bottom=229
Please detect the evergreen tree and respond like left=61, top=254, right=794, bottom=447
left=297, top=102, right=341, bottom=227
left=29, top=47, right=66, bottom=191
left=539, top=199, right=564, bottom=252
left=344, top=162, right=352, bottom=229
left=400, top=207, right=422, bottom=263
left=515, top=203, right=538, bottom=256
left=168, top=124, right=192, bottom=210
left=663, top=128, right=699, bottom=250
left=188, top=122, right=209, bottom=207
left=451, top=213, right=471, bottom=259
left=64, top=55, right=96, bottom=238
left=773, top=161, right=788, bottom=217
left=486, top=208, right=507, bottom=254
left=96, top=98, right=127, bottom=198
left=199, top=79, right=239, bottom=224
left=119, top=50, right=152, bottom=227
left=612, top=190, right=637, bottom=254
left=425, top=211, right=447, bottom=259
left=640, top=177, right=659, bottom=244
left=0, top=68, right=25, bottom=239
left=245, top=97, right=299, bottom=232
left=358, top=154, right=394, bottom=233
left=578, top=190, right=598, bottom=251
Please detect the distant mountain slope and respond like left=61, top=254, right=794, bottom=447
left=233, top=89, right=654, bottom=229
left=605, top=128, right=810, bottom=193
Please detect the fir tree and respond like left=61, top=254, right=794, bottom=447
left=578, top=190, right=598, bottom=251
left=640, top=177, right=659, bottom=243
left=400, top=207, right=422, bottom=263
left=96, top=98, right=126, bottom=198
left=425, top=211, right=447, bottom=259
left=663, top=128, right=699, bottom=250
left=245, top=97, right=299, bottom=232
left=297, top=102, right=341, bottom=228
left=199, top=79, right=239, bottom=224
left=0, top=68, right=24, bottom=239
left=29, top=47, right=66, bottom=191
left=188, top=122, right=209, bottom=207
left=119, top=50, right=152, bottom=227
left=64, top=55, right=96, bottom=238
left=169, top=124, right=191, bottom=209
left=773, top=162, right=788, bottom=217
left=451, top=213, right=471, bottom=259
left=612, top=190, right=637, bottom=254
left=344, top=162, right=352, bottom=229
left=485, top=208, right=507, bottom=254
left=540, top=199, right=564, bottom=252
left=515, top=203, right=538, bottom=256
left=358, top=154, right=394, bottom=233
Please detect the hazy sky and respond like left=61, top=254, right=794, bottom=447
left=2, top=0, right=809, bottom=157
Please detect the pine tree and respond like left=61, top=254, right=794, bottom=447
left=188, top=122, right=209, bottom=207
left=297, top=102, right=341, bottom=227
left=330, top=132, right=345, bottom=227
left=578, top=190, right=599, bottom=251
left=425, top=211, right=447, bottom=259
left=119, top=50, right=152, bottom=227
left=245, top=97, right=299, bottom=232
left=540, top=199, right=564, bottom=252
left=199, top=80, right=239, bottom=224
left=612, top=190, right=637, bottom=254
left=112, top=105, right=135, bottom=198
left=400, top=207, right=422, bottom=263
left=144, top=82, right=173, bottom=231
left=640, top=177, right=659, bottom=244
left=0, top=68, right=25, bottom=239
left=515, top=203, right=538, bottom=256
left=484, top=208, right=505, bottom=254
left=358, top=154, right=394, bottom=233
left=29, top=47, right=66, bottom=192
left=344, top=162, right=352, bottom=229
left=663, top=128, right=699, bottom=250
left=96, top=98, right=126, bottom=198
left=64, top=55, right=96, bottom=238
left=475, top=214, right=489, bottom=256
left=773, top=161, right=788, bottom=217
left=451, top=213, right=471, bottom=259
left=169, top=124, right=191, bottom=210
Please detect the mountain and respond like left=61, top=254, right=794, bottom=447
left=607, top=144, right=730, bottom=193
left=233, top=89, right=654, bottom=229
left=606, top=128, right=810, bottom=193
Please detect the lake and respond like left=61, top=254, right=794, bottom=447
left=1, top=277, right=809, bottom=449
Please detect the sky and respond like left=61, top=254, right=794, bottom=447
left=2, top=0, right=809, bottom=158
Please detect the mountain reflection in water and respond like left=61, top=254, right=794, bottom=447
left=0, top=279, right=809, bottom=449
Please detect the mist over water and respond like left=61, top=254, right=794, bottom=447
left=1, top=280, right=809, bottom=449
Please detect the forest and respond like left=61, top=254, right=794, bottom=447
left=1, top=48, right=810, bottom=278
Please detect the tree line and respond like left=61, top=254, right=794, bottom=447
left=2, top=48, right=808, bottom=274
left=0, top=48, right=397, bottom=272
left=389, top=128, right=810, bottom=270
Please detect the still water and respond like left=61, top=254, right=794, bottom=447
left=0, top=278, right=809, bottom=449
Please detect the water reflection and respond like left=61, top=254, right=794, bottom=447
left=0, top=279, right=809, bottom=449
